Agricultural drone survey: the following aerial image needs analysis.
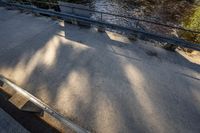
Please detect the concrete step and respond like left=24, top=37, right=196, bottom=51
left=0, top=108, right=30, bottom=133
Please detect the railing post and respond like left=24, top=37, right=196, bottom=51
left=71, top=7, right=77, bottom=25
left=48, top=0, right=51, bottom=10
left=71, top=7, right=74, bottom=14
left=135, top=20, right=139, bottom=28
left=28, top=0, right=32, bottom=6
left=100, top=13, right=102, bottom=22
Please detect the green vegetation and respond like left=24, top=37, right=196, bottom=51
left=181, top=6, right=200, bottom=44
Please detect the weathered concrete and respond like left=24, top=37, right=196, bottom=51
left=0, top=108, right=29, bottom=133
left=0, top=7, right=200, bottom=133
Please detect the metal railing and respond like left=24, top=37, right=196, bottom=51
left=11, top=0, right=200, bottom=33
left=11, top=1, right=200, bottom=33
left=0, top=75, right=89, bottom=133
left=1, top=0, right=200, bottom=51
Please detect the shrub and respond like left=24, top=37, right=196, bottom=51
left=181, top=6, right=200, bottom=44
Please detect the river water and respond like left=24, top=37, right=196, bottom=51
left=89, top=0, right=156, bottom=27
left=76, top=0, right=195, bottom=24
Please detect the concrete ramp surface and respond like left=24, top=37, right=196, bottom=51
left=0, top=7, right=200, bottom=133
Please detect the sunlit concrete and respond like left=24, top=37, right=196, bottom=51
left=0, top=7, right=200, bottom=133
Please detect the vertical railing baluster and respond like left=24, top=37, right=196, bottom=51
left=135, top=20, right=139, bottom=28
left=28, top=0, right=32, bottom=7
left=48, top=0, right=51, bottom=10
left=72, top=7, right=74, bottom=14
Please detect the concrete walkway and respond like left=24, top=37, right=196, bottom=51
left=0, top=7, right=200, bottom=133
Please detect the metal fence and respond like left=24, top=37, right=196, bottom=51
left=1, top=0, right=200, bottom=51
left=0, top=75, right=89, bottom=133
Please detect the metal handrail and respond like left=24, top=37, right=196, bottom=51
left=11, top=0, right=200, bottom=34
left=0, top=75, right=89, bottom=133
left=1, top=1, right=200, bottom=51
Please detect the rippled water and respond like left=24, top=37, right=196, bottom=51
left=80, top=0, right=184, bottom=23
left=74, top=0, right=199, bottom=41
left=90, top=0, right=139, bottom=16
left=74, top=0, right=163, bottom=32
left=90, top=0, right=151, bottom=26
